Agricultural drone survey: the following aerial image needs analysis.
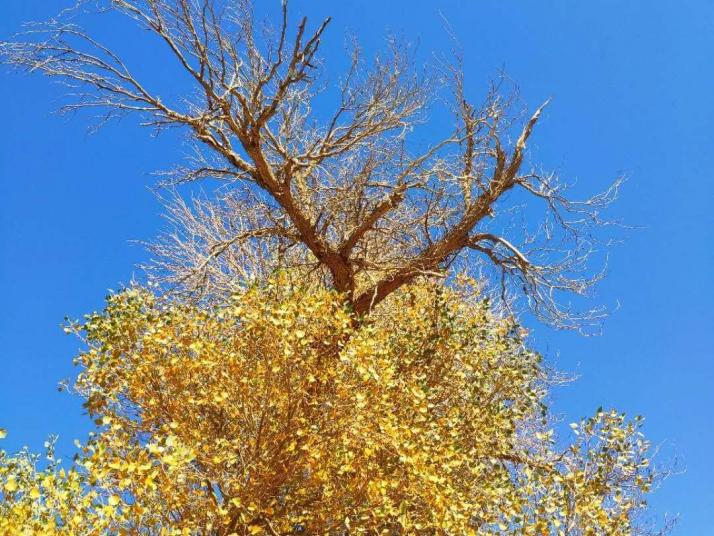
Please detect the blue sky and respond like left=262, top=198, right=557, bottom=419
left=1, top=1, right=712, bottom=532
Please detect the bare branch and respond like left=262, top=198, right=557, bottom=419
left=1, top=1, right=621, bottom=330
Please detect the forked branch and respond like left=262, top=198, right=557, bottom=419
left=1, top=0, right=621, bottom=331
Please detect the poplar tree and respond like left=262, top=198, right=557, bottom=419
left=0, top=2, right=662, bottom=535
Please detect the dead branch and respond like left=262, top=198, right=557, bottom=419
left=1, top=0, right=621, bottom=331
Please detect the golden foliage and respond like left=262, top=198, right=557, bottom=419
left=1, top=278, right=653, bottom=534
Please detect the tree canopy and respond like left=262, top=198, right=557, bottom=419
left=2, top=279, right=654, bottom=534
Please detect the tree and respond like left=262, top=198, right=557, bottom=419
left=0, top=1, right=663, bottom=535
left=1, top=0, right=620, bottom=331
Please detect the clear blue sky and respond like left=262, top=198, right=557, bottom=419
left=1, top=1, right=712, bottom=532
